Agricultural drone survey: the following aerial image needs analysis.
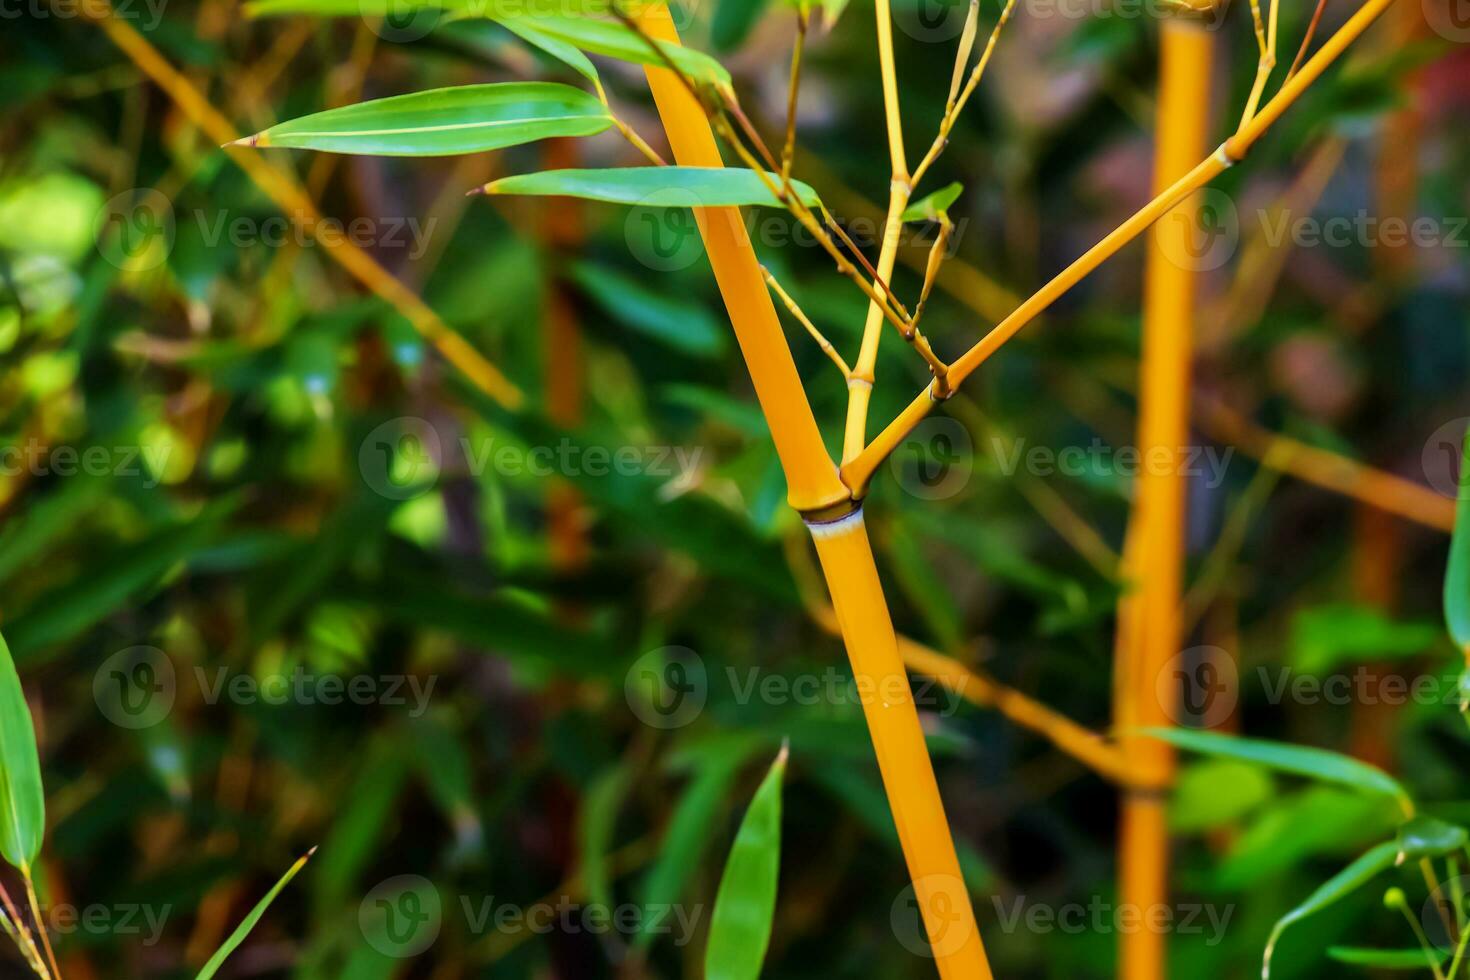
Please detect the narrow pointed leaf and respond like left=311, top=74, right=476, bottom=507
left=0, top=631, right=44, bottom=872
left=1136, top=728, right=1406, bottom=801
left=241, top=83, right=612, bottom=156
left=495, top=13, right=731, bottom=88
left=484, top=167, right=820, bottom=208
left=499, top=19, right=600, bottom=84
left=705, top=745, right=787, bottom=980
left=196, top=848, right=315, bottom=980
left=1263, top=830, right=1455, bottom=979
left=1262, top=841, right=1399, bottom=979
left=1328, top=946, right=1449, bottom=969
left=901, top=181, right=962, bottom=222
left=1444, top=427, right=1470, bottom=652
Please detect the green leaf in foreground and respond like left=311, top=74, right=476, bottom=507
left=705, top=744, right=787, bottom=980
left=901, top=182, right=962, bottom=222
left=1262, top=829, right=1458, bottom=979
left=1262, top=841, right=1399, bottom=979
left=1135, top=727, right=1407, bottom=802
left=1445, top=427, right=1470, bottom=653
left=196, top=847, right=315, bottom=980
left=494, top=13, right=731, bottom=89
left=1395, top=814, right=1468, bottom=856
left=237, top=83, right=611, bottom=156
left=0, top=630, right=44, bottom=873
left=1327, top=946, right=1448, bottom=969
left=481, top=167, right=820, bottom=208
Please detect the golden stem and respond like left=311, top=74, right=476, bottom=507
left=1115, top=18, right=1213, bottom=980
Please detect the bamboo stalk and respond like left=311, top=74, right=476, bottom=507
left=1114, top=17, right=1214, bottom=980
left=634, top=8, right=992, bottom=974
left=807, top=510, right=992, bottom=978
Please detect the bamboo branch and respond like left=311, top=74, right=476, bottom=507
left=761, top=266, right=853, bottom=378
left=842, top=0, right=1406, bottom=497
left=841, top=0, right=916, bottom=463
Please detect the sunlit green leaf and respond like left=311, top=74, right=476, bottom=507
left=1327, top=946, right=1448, bottom=969
left=196, top=848, right=315, bottom=979
left=1136, top=728, right=1407, bottom=802
left=0, top=631, right=44, bottom=873
left=705, top=745, right=787, bottom=980
left=1445, top=427, right=1470, bottom=653
left=240, top=83, right=611, bottom=156
left=900, top=182, right=962, bottom=222
left=482, top=167, right=820, bottom=208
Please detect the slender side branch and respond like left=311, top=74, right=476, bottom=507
left=844, top=0, right=1406, bottom=496
left=910, top=0, right=1019, bottom=190
left=781, top=6, right=809, bottom=187
left=22, top=874, right=59, bottom=980
left=761, top=266, right=853, bottom=378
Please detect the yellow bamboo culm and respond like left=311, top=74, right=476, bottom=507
left=808, top=510, right=993, bottom=979
left=635, top=7, right=992, bottom=975
left=1116, top=17, right=1214, bottom=980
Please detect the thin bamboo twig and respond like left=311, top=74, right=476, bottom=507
left=843, top=0, right=1406, bottom=497
left=1285, top=0, right=1330, bottom=80
left=1236, top=0, right=1280, bottom=129
left=841, top=0, right=918, bottom=462
left=1197, top=400, right=1456, bottom=531
left=780, top=5, right=809, bottom=187
left=909, top=0, right=1019, bottom=191
left=761, top=266, right=853, bottom=378
left=77, top=0, right=524, bottom=409
left=0, top=881, right=47, bottom=979
left=22, top=874, right=59, bottom=980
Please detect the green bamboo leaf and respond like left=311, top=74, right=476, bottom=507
left=581, top=766, right=632, bottom=914
left=1327, top=946, right=1448, bottom=969
left=1395, top=814, right=1468, bottom=856
left=499, top=18, right=601, bottom=84
left=0, top=631, right=44, bottom=873
left=1262, top=841, right=1399, bottom=979
left=197, top=848, right=315, bottom=980
left=704, top=744, right=787, bottom=980
left=900, top=182, right=962, bottom=222
left=1445, top=427, right=1470, bottom=653
left=482, top=167, right=820, bottom=208
left=237, top=83, right=612, bottom=156
left=494, top=13, right=731, bottom=88
left=1263, top=831, right=1456, bottom=979
left=1135, top=728, right=1407, bottom=802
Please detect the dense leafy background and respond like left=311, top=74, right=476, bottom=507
left=1, top=0, right=1469, bottom=976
